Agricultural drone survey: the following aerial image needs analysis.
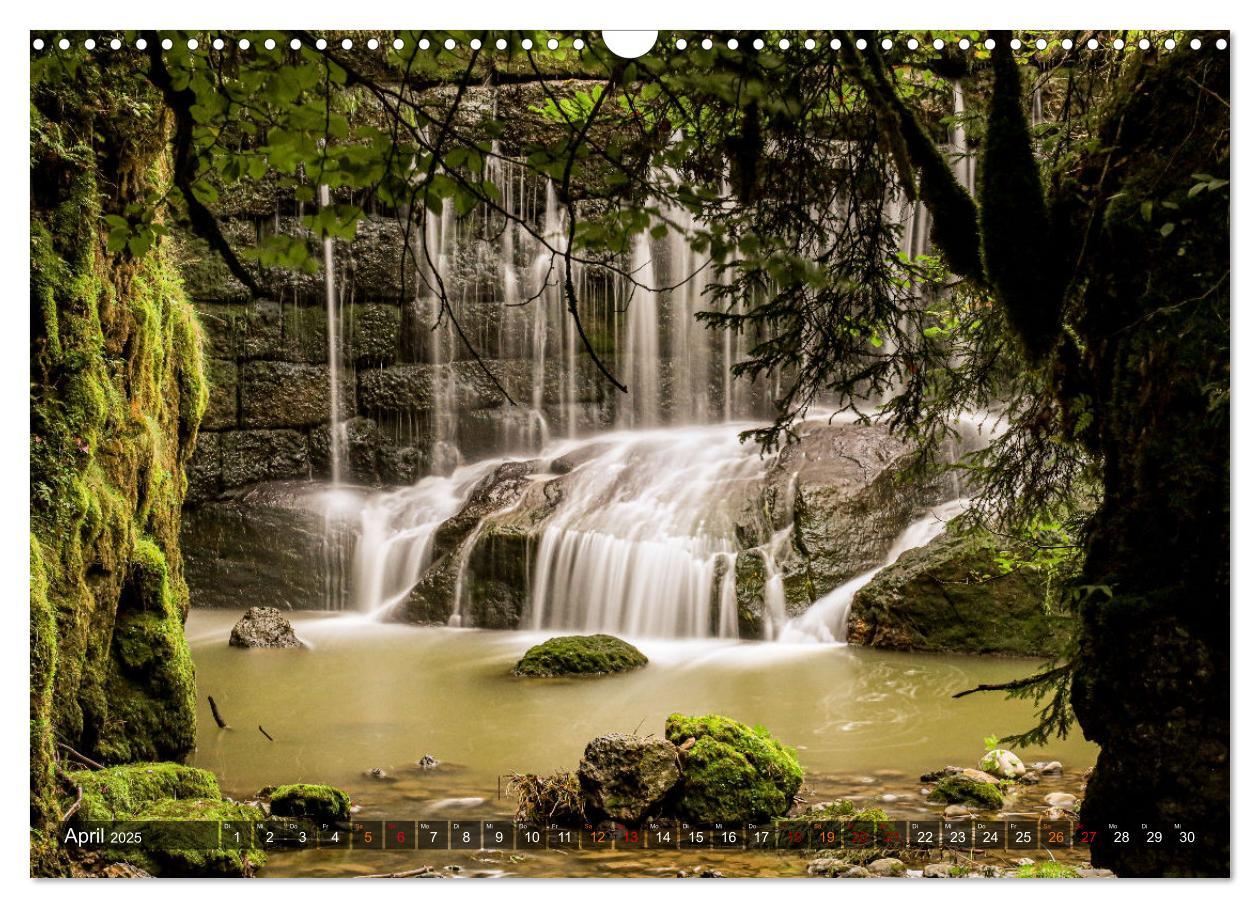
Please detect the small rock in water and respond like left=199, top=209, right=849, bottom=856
left=879, top=793, right=899, bottom=802
left=1041, top=760, right=1063, bottom=774
left=923, top=862, right=954, bottom=878
left=1044, top=791, right=1078, bottom=809
left=807, top=858, right=854, bottom=878
left=1044, top=807, right=1066, bottom=821
left=943, top=804, right=975, bottom=820
left=843, top=866, right=873, bottom=878
left=416, top=755, right=440, bottom=770
left=367, top=768, right=387, bottom=780
left=1017, top=770, right=1042, bottom=785
left=228, top=606, right=305, bottom=649
left=868, top=857, right=908, bottom=877
left=979, top=749, right=1026, bottom=779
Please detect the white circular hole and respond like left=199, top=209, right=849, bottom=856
left=1010, top=38, right=1021, bottom=50
left=419, top=38, right=430, bottom=50
left=1036, top=38, right=1047, bottom=50
left=494, top=38, right=505, bottom=50
left=136, top=38, right=147, bottom=50
left=58, top=37, right=69, bottom=49
left=856, top=38, right=867, bottom=50
left=804, top=38, right=815, bottom=50
left=162, top=38, right=173, bottom=50
left=1190, top=38, right=1202, bottom=50
left=264, top=38, right=275, bottom=50
left=907, top=38, right=919, bottom=50
left=85, top=38, right=96, bottom=50
left=111, top=38, right=122, bottom=50
left=213, top=38, right=224, bottom=50
left=316, top=38, right=327, bottom=50
left=521, top=38, right=532, bottom=50
left=444, top=38, right=456, bottom=50
left=393, top=38, right=404, bottom=50
left=778, top=38, right=789, bottom=50
left=368, top=38, right=379, bottom=50
left=547, top=38, right=558, bottom=50
left=1216, top=38, right=1228, bottom=50
left=959, top=38, right=971, bottom=50
left=881, top=38, right=893, bottom=50
left=701, top=38, right=713, bottom=50
left=1087, top=38, right=1099, bottom=49
left=1164, top=38, right=1175, bottom=50
left=675, top=38, right=687, bottom=50
left=933, top=39, right=944, bottom=50
left=727, top=38, right=739, bottom=50
left=753, top=38, right=765, bottom=50
left=342, top=38, right=353, bottom=50
left=573, top=38, right=585, bottom=50
left=983, top=38, right=995, bottom=50
left=1112, top=38, right=1125, bottom=50
left=470, top=38, right=482, bottom=50
left=32, top=38, right=44, bottom=50
left=1138, top=38, right=1150, bottom=50
left=289, top=38, right=300, bottom=50
left=1062, top=38, right=1073, bottom=50
left=186, top=38, right=196, bottom=50
left=830, top=38, right=841, bottom=50
left=237, top=38, right=248, bottom=50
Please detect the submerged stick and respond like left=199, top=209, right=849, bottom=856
left=208, top=696, right=230, bottom=729
left=258, top=725, right=274, bottom=742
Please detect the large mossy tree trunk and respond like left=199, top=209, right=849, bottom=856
left=1064, top=50, right=1230, bottom=877
left=30, top=69, right=207, bottom=872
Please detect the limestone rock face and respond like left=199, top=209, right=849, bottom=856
left=183, top=482, right=354, bottom=612
left=578, top=734, right=681, bottom=824
left=847, top=520, right=1073, bottom=656
left=228, top=607, right=305, bottom=649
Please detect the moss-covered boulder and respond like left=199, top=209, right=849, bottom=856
left=926, top=772, right=1007, bottom=810
left=665, top=714, right=803, bottom=823
left=513, top=634, right=647, bottom=677
left=123, top=797, right=266, bottom=876
left=267, top=783, right=351, bottom=821
left=847, top=520, right=1073, bottom=656
left=68, top=763, right=221, bottom=820
left=63, top=764, right=266, bottom=876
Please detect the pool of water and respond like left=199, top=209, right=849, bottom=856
left=185, top=609, right=1095, bottom=877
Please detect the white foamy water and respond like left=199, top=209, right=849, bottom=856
left=777, top=497, right=971, bottom=644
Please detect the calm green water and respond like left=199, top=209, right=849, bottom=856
left=185, top=609, right=1095, bottom=877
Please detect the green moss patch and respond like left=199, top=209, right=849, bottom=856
left=665, top=714, right=803, bottom=823
left=926, top=773, right=1006, bottom=810
left=68, top=762, right=221, bottom=821
left=1016, top=860, right=1081, bottom=879
left=122, top=798, right=266, bottom=877
left=267, top=784, right=351, bottom=822
left=513, top=634, right=648, bottom=677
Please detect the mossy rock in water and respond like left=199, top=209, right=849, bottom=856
left=926, top=773, right=1006, bottom=810
left=847, top=519, right=1073, bottom=656
left=1016, top=860, right=1081, bottom=879
left=68, top=763, right=222, bottom=821
left=513, top=634, right=648, bottom=677
left=267, top=783, right=351, bottom=821
left=665, top=714, right=803, bottom=823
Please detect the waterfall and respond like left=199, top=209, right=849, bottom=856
left=777, top=498, right=970, bottom=643
left=523, top=425, right=765, bottom=637
left=622, top=232, right=661, bottom=427
left=319, top=184, right=346, bottom=484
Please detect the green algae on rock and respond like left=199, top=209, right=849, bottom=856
left=665, top=714, right=803, bottom=823
left=513, top=634, right=648, bottom=677
left=267, top=783, right=351, bottom=822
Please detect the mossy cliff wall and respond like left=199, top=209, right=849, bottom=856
left=30, top=85, right=206, bottom=865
